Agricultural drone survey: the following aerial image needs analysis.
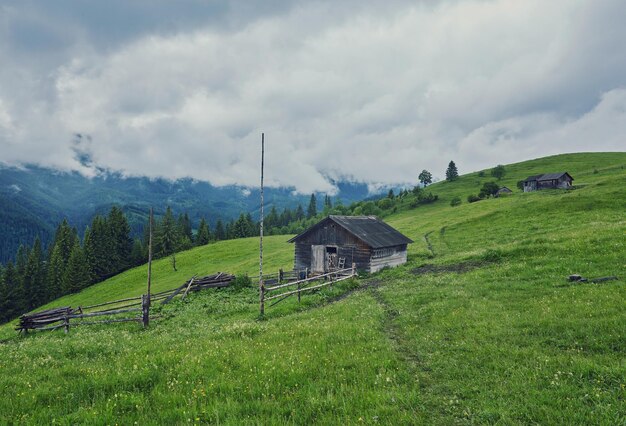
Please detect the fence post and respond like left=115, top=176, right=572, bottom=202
left=279, top=268, right=284, bottom=283
left=260, top=280, right=265, bottom=316
left=142, top=294, right=149, bottom=328
left=297, top=279, right=301, bottom=303
left=352, top=263, right=356, bottom=277
left=64, top=314, right=70, bottom=334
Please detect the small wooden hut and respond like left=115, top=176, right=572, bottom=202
left=288, top=215, right=413, bottom=274
left=523, top=172, right=573, bottom=192
left=495, top=186, right=513, bottom=197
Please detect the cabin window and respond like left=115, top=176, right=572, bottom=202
left=373, top=247, right=395, bottom=258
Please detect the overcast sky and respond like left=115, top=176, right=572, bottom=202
left=0, top=0, right=625, bottom=193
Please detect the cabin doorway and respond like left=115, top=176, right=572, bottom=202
left=311, top=245, right=339, bottom=273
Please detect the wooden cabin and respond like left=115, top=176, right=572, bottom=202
left=288, top=215, right=413, bottom=274
left=523, top=172, right=573, bottom=192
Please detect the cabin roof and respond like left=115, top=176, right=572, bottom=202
left=524, top=172, right=573, bottom=183
left=497, top=186, right=512, bottom=192
left=288, top=215, right=413, bottom=248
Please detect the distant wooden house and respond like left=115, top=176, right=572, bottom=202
left=288, top=215, right=413, bottom=274
left=495, top=186, right=513, bottom=197
left=523, top=172, right=573, bottom=192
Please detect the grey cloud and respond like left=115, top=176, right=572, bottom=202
left=0, top=0, right=625, bottom=193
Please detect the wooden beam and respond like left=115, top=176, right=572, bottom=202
left=70, top=308, right=142, bottom=319
left=264, top=274, right=355, bottom=301
left=181, top=277, right=196, bottom=300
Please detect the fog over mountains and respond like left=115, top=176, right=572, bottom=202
left=0, top=164, right=387, bottom=264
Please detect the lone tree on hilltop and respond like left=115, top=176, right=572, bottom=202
left=446, top=161, right=459, bottom=181
left=491, top=164, right=506, bottom=180
left=419, top=169, right=433, bottom=186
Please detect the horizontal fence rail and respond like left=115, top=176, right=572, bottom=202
left=264, top=274, right=356, bottom=301
left=260, top=264, right=357, bottom=311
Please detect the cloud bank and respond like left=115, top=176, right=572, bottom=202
left=0, top=0, right=625, bottom=193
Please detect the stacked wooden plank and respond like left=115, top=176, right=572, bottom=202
left=190, top=272, right=236, bottom=290
left=16, top=307, right=77, bottom=333
left=162, top=272, right=235, bottom=304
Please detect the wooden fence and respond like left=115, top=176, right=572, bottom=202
left=16, top=298, right=147, bottom=335
left=260, top=264, right=357, bottom=312
left=16, top=272, right=235, bottom=335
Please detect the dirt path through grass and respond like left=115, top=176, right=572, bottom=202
left=424, top=231, right=436, bottom=257
left=369, top=288, right=429, bottom=374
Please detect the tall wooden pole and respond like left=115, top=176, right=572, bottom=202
left=259, top=133, right=265, bottom=316
left=147, top=207, right=153, bottom=305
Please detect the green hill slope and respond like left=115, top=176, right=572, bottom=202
left=1, top=152, right=624, bottom=424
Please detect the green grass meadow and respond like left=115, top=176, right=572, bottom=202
left=0, top=152, right=625, bottom=424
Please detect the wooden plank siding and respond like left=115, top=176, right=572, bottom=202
left=370, top=245, right=407, bottom=273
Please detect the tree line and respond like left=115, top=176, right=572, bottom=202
left=0, top=197, right=327, bottom=323
left=0, top=207, right=136, bottom=323
left=1, top=169, right=446, bottom=324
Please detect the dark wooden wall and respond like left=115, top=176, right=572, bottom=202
left=293, top=221, right=372, bottom=271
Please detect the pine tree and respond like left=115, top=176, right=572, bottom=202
left=295, top=204, right=305, bottom=221
left=25, top=237, right=46, bottom=308
left=266, top=206, right=279, bottom=231
left=226, top=221, right=234, bottom=239
left=245, top=213, right=256, bottom=237
left=46, top=243, right=65, bottom=300
left=108, top=206, right=133, bottom=273
left=307, top=194, right=317, bottom=219
left=446, top=161, right=459, bottom=181
left=158, top=206, right=179, bottom=257
left=0, top=264, right=7, bottom=323
left=387, top=189, right=395, bottom=199
left=130, top=239, right=145, bottom=266
left=2, top=262, right=24, bottom=322
left=231, top=214, right=247, bottom=239
left=214, top=220, right=225, bottom=241
left=51, top=219, right=76, bottom=265
left=196, top=218, right=210, bottom=245
left=82, top=226, right=97, bottom=284
left=142, top=215, right=152, bottom=259
left=15, top=244, right=28, bottom=279
left=177, top=213, right=193, bottom=243
left=21, top=245, right=33, bottom=309
left=90, top=216, right=113, bottom=280
left=63, top=241, right=91, bottom=294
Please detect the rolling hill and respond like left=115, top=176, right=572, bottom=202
left=0, top=152, right=624, bottom=424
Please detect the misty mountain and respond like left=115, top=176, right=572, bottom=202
left=0, top=165, right=388, bottom=263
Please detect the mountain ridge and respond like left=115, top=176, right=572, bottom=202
left=0, top=164, right=400, bottom=263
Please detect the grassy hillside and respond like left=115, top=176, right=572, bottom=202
left=0, top=152, right=625, bottom=424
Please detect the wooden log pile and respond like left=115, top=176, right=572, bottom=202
left=162, top=272, right=236, bottom=304
left=190, top=273, right=236, bottom=291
